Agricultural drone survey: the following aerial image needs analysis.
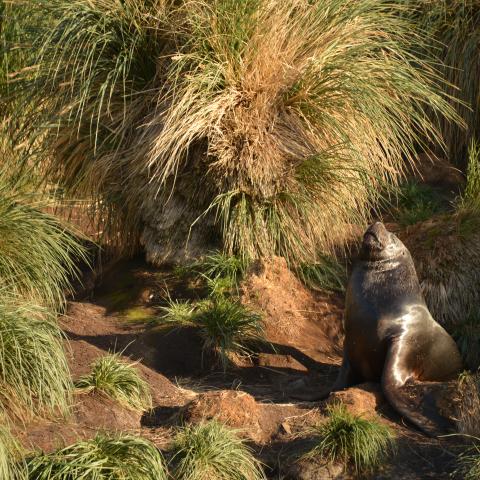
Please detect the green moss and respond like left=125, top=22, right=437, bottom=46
left=122, top=307, right=157, bottom=324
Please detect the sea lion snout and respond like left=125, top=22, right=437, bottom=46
left=363, top=222, right=390, bottom=250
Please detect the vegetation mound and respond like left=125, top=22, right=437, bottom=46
left=0, top=299, right=72, bottom=421
left=304, top=403, right=396, bottom=474
left=171, top=420, right=266, bottom=480
left=75, top=353, right=152, bottom=412
left=160, top=296, right=264, bottom=371
left=26, top=433, right=168, bottom=480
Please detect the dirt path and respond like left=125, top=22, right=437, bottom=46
left=15, top=257, right=464, bottom=478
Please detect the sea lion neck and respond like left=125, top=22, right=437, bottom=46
left=359, top=256, right=403, bottom=272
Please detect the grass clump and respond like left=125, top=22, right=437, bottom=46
left=0, top=169, right=87, bottom=310
left=75, top=353, right=152, bottom=412
left=412, top=0, right=480, bottom=165
left=192, top=252, right=248, bottom=285
left=160, top=297, right=264, bottom=372
left=26, top=433, right=168, bottom=480
left=196, top=298, right=264, bottom=371
left=458, top=138, right=480, bottom=213
left=159, top=299, right=198, bottom=325
left=0, top=421, right=26, bottom=480
left=0, top=298, right=72, bottom=421
left=454, top=440, right=480, bottom=480
left=304, top=404, right=395, bottom=474
left=171, top=420, right=266, bottom=480
left=14, top=0, right=458, bottom=266
left=179, top=251, right=248, bottom=297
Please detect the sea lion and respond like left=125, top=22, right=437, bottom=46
left=292, top=222, right=463, bottom=435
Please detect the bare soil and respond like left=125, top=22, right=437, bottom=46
left=16, top=256, right=466, bottom=478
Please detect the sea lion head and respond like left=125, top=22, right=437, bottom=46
left=360, top=222, right=407, bottom=262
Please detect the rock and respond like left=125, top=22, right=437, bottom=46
left=180, top=390, right=263, bottom=442
left=74, top=393, right=142, bottom=431
left=326, top=383, right=385, bottom=416
left=287, top=459, right=346, bottom=480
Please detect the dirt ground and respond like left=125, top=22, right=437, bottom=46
left=16, top=255, right=467, bottom=479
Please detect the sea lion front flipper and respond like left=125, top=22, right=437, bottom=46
left=381, top=341, right=450, bottom=437
left=288, top=351, right=359, bottom=401
left=329, top=352, right=360, bottom=392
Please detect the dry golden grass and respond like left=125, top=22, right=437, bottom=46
left=412, top=0, right=480, bottom=165
left=13, top=0, right=458, bottom=264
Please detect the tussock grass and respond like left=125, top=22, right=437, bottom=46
left=171, top=420, right=266, bottom=480
left=403, top=215, right=480, bottom=328
left=0, top=168, right=87, bottom=310
left=15, top=0, right=458, bottom=265
left=304, top=404, right=395, bottom=474
left=0, top=1, right=32, bottom=108
left=195, top=298, right=264, bottom=371
left=401, top=139, right=480, bottom=328
left=0, top=297, right=72, bottom=421
left=0, top=421, right=26, bottom=480
left=454, top=440, right=480, bottom=480
left=160, top=296, right=264, bottom=371
left=412, top=0, right=480, bottom=164
left=159, top=298, right=198, bottom=325
left=26, top=433, right=168, bottom=480
left=75, top=353, right=152, bottom=412
left=179, top=251, right=247, bottom=297
left=192, top=252, right=248, bottom=285
left=459, top=138, right=480, bottom=212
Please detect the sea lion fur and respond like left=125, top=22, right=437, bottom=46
left=293, top=222, right=463, bottom=436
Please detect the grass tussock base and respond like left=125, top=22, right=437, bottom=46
left=401, top=138, right=480, bottom=328
left=26, top=433, right=168, bottom=480
left=75, top=353, right=152, bottom=412
left=160, top=296, right=265, bottom=371
left=171, top=420, right=266, bottom=480
left=304, top=404, right=396, bottom=475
